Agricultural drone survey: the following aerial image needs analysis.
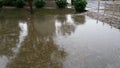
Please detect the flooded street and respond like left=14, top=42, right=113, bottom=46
left=0, top=14, right=120, bottom=68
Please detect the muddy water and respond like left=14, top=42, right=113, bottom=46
left=0, top=14, right=120, bottom=68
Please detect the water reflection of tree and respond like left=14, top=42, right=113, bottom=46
left=7, top=15, right=66, bottom=68
left=0, top=17, right=24, bottom=56
left=56, top=15, right=67, bottom=23
left=72, top=15, right=85, bottom=25
left=55, top=15, right=75, bottom=36
left=55, top=15, right=85, bottom=36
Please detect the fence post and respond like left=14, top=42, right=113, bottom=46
left=98, top=0, right=100, bottom=13
left=104, top=0, right=107, bottom=15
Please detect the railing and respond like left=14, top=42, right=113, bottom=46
left=87, top=0, right=120, bottom=18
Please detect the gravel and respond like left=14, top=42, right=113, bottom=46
left=85, top=11, right=120, bottom=29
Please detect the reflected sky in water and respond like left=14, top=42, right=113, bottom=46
left=0, top=21, right=28, bottom=68
left=54, top=16, right=120, bottom=68
left=0, top=14, right=120, bottom=68
left=12, top=22, right=28, bottom=58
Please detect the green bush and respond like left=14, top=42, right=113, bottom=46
left=0, top=0, right=3, bottom=8
left=34, top=0, right=46, bottom=8
left=15, top=0, right=26, bottom=8
left=73, top=0, right=87, bottom=12
left=3, top=0, right=16, bottom=6
left=55, top=0, right=67, bottom=8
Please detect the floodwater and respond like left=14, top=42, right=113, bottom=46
left=0, top=14, right=120, bottom=68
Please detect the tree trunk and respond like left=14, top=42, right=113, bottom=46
left=28, top=0, right=33, bottom=14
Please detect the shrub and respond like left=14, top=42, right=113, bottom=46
left=15, top=0, right=26, bottom=8
left=34, top=0, right=46, bottom=8
left=73, top=0, right=87, bottom=12
left=0, top=0, right=3, bottom=8
left=3, top=0, right=16, bottom=6
left=55, top=0, right=67, bottom=8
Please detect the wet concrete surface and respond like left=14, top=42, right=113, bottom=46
left=0, top=14, right=120, bottom=68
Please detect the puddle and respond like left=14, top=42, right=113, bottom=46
left=0, top=14, right=120, bottom=68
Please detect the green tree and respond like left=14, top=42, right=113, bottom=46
left=0, top=0, right=3, bottom=8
